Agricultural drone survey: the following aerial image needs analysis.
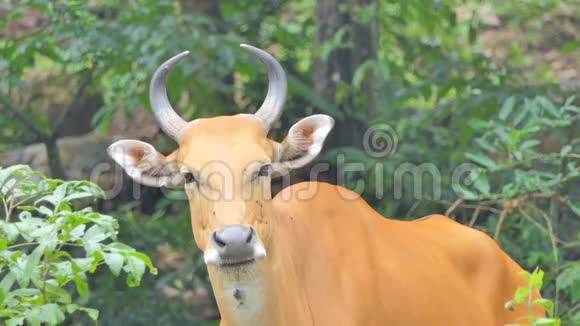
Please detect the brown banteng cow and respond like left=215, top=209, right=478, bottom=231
left=108, top=45, right=544, bottom=325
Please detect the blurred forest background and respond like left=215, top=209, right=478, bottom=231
left=0, top=0, right=579, bottom=325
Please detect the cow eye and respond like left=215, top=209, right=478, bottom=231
left=257, top=164, right=271, bottom=177
left=183, top=172, right=196, bottom=184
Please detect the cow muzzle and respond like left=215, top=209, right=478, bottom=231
left=204, top=224, right=266, bottom=267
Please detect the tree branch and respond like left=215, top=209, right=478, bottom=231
left=0, top=134, right=41, bottom=146
left=0, top=97, right=49, bottom=138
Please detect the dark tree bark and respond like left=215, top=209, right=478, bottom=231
left=179, top=0, right=236, bottom=116
left=45, top=138, right=65, bottom=179
left=180, top=0, right=223, bottom=21
left=314, top=0, right=378, bottom=149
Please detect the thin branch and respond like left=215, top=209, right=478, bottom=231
left=445, top=197, right=464, bottom=216
left=405, top=200, right=421, bottom=218
left=523, top=203, right=560, bottom=315
left=468, top=206, right=481, bottom=227
left=436, top=200, right=502, bottom=214
left=517, top=207, right=565, bottom=245
left=463, top=204, right=501, bottom=214
left=494, top=208, right=510, bottom=242
left=6, top=242, right=39, bottom=250
left=0, top=133, right=41, bottom=145
left=2, top=196, right=9, bottom=222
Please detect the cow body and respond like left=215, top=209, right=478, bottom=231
left=213, top=182, right=542, bottom=326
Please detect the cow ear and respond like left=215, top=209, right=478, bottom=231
left=272, top=114, right=334, bottom=176
left=107, top=140, right=184, bottom=188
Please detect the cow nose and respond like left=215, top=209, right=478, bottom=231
left=211, top=224, right=256, bottom=262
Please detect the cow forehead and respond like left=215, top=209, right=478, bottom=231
left=181, top=115, right=267, bottom=140
left=177, top=115, right=274, bottom=169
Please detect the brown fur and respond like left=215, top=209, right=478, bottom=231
left=112, top=115, right=544, bottom=325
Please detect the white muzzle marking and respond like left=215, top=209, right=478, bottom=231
left=204, top=243, right=267, bottom=266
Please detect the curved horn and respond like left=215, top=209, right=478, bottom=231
left=149, top=51, right=190, bottom=141
left=240, top=44, right=287, bottom=132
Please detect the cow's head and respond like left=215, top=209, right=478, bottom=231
left=108, top=45, right=333, bottom=269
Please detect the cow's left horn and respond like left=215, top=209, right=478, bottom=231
left=241, top=44, right=287, bottom=132
left=149, top=51, right=190, bottom=141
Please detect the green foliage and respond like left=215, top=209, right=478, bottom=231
left=459, top=96, right=579, bottom=323
left=1, top=0, right=579, bottom=325
left=505, top=268, right=560, bottom=326
left=460, top=96, right=579, bottom=200
left=557, top=261, right=580, bottom=322
left=0, top=165, right=156, bottom=325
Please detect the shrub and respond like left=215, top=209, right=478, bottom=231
left=505, top=268, right=560, bottom=326
left=0, top=165, right=157, bottom=325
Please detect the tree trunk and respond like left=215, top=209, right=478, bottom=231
left=45, top=138, right=65, bottom=179
left=314, top=0, right=378, bottom=148
left=180, top=0, right=223, bottom=21
left=179, top=0, right=236, bottom=115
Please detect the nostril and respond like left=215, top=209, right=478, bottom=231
left=245, top=227, right=255, bottom=244
left=213, top=232, right=226, bottom=247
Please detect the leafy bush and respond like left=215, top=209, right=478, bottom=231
left=505, top=268, right=560, bottom=326
left=556, top=261, right=580, bottom=322
left=457, top=96, right=580, bottom=323
left=0, top=165, right=157, bottom=325
left=1, top=0, right=578, bottom=324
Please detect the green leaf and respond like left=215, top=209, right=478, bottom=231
left=556, top=264, right=580, bottom=289
left=0, top=272, right=16, bottom=294
left=561, top=40, right=580, bottom=53
left=9, top=288, right=41, bottom=298
left=67, top=304, right=99, bottom=321
left=521, top=140, right=541, bottom=150
left=53, top=184, right=67, bottom=202
left=0, top=238, right=8, bottom=251
left=128, top=251, right=158, bottom=275
left=533, top=318, right=560, bottom=326
left=530, top=269, right=544, bottom=290
left=537, top=96, right=559, bottom=118
left=533, top=298, right=554, bottom=317
left=472, top=172, right=490, bottom=195
left=458, top=188, right=479, bottom=200
left=571, top=280, right=580, bottom=302
left=37, top=206, right=53, bottom=216
left=20, top=243, right=46, bottom=288
left=5, top=317, right=25, bottom=326
left=83, top=224, right=108, bottom=243
left=2, top=223, right=20, bottom=241
left=45, top=283, right=72, bottom=304
left=560, top=145, right=572, bottom=156
left=73, top=277, right=89, bottom=300
left=513, top=286, right=530, bottom=304
left=124, top=255, right=146, bottom=287
left=103, top=253, right=124, bottom=276
left=499, top=96, right=516, bottom=121
left=64, top=192, right=96, bottom=202
left=82, top=307, right=100, bottom=321
left=25, top=303, right=65, bottom=326
left=570, top=202, right=580, bottom=217
left=465, top=152, right=497, bottom=170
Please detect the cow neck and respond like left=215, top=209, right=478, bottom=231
left=206, top=215, right=309, bottom=325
